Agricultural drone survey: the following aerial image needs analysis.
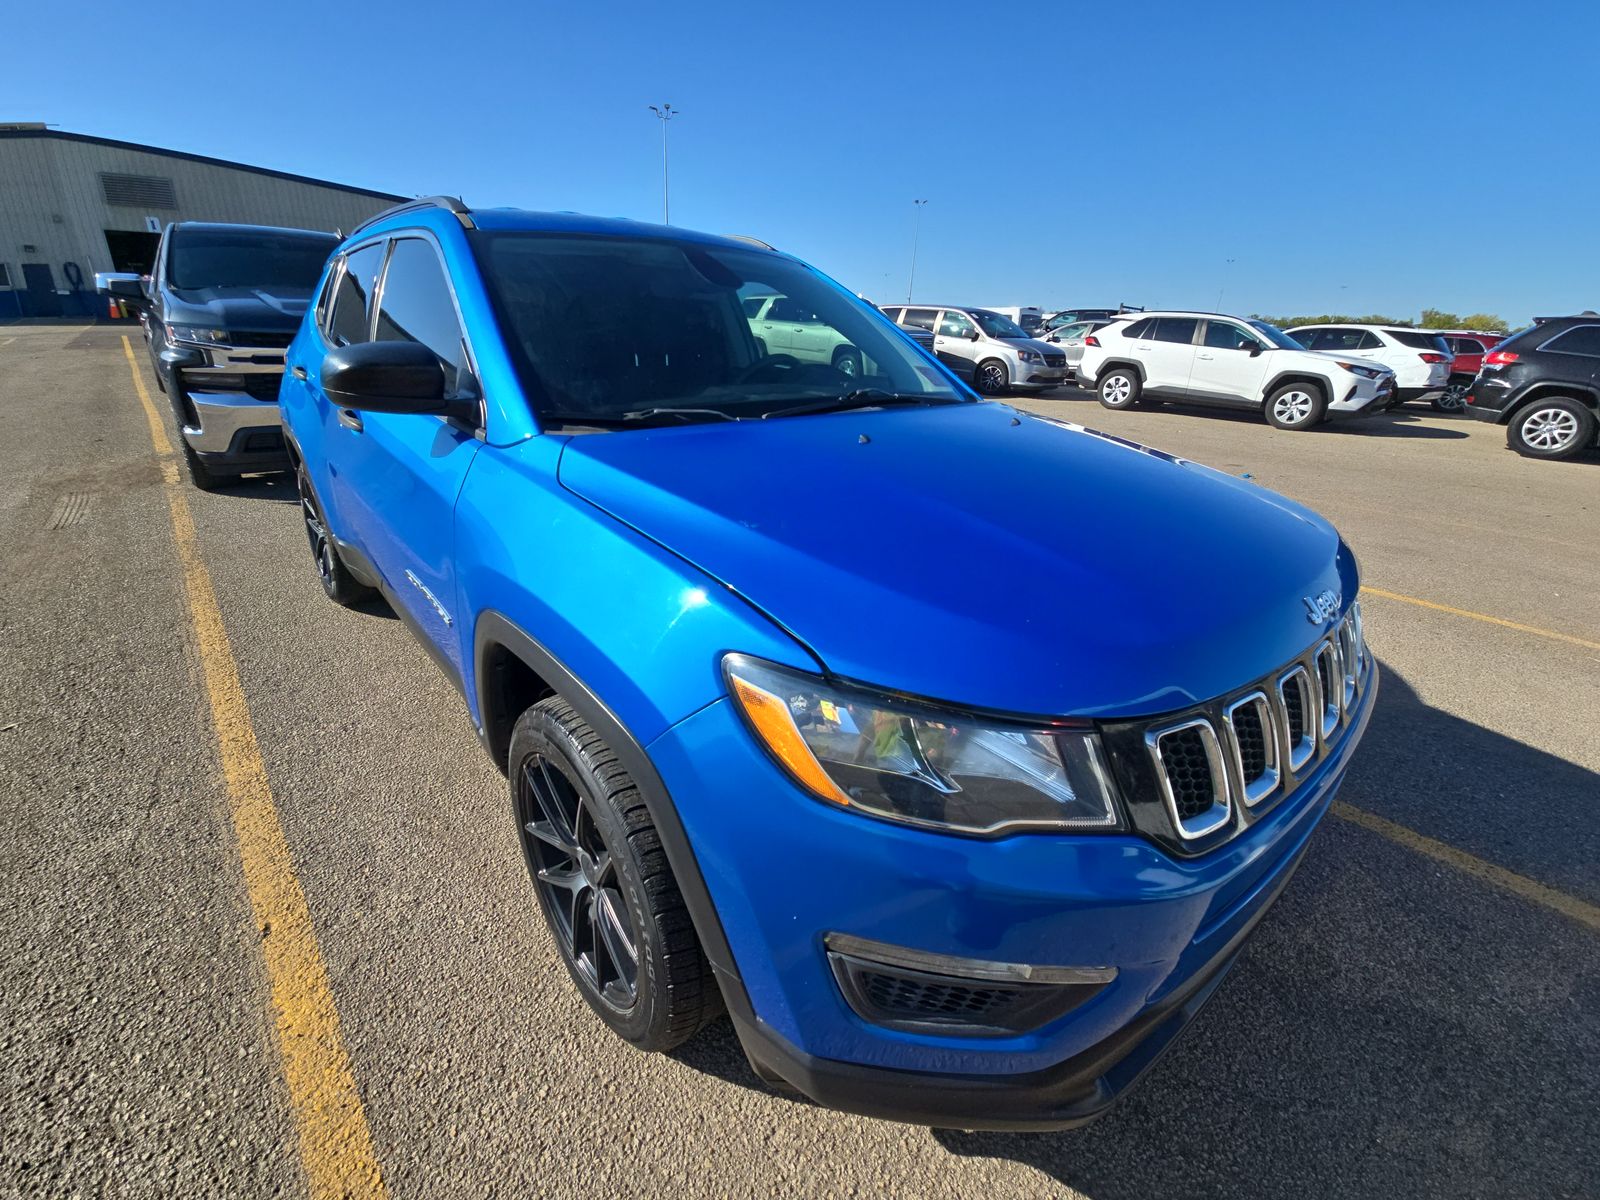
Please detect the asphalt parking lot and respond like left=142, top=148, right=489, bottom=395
left=3, top=323, right=1597, bottom=1199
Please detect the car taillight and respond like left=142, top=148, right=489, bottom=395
left=1084, top=335, right=1100, bottom=347
left=1419, top=352, right=1449, bottom=363
left=1484, top=350, right=1519, bottom=366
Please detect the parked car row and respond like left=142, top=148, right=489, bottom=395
left=99, top=198, right=1382, bottom=1133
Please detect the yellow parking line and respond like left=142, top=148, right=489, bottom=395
left=1364, top=586, right=1600, bottom=653
left=122, top=336, right=387, bottom=1200
left=1333, top=803, right=1600, bottom=934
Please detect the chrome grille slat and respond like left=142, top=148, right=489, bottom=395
left=1222, top=690, right=1280, bottom=807
left=1277, top=665, right=1317, bottom=773
left=1314, top=640, right=1342, bottom=740
left=1145, top=718, right=1232, bottom=840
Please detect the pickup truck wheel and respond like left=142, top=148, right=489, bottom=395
left=1097, top=368, right=1141, bottom=410
left=1508, top=397, right=1595, bottom=461
left=296, top=467, right=373, bottom=606
left=1265, top=383, right=1326, bottom=430
left=180, top=440, right=220, bottom=491
left=511, top=697, right=721, bottom=1051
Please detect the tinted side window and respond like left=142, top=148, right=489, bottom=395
left=373, top=238, right=466, bottom=391
left=1385, top=329, right=1450, bottom=353
left=879, top=307, right=903, bottom=323
left=1291, top=329, right=1325, bottom=349
left=901, top=307, right=939, bottom=332
left=1541, top=325, right=1600, bottom=358
left=326, top=241, right=386, bottom=346
left=1151, top=317, right=1198, bottom=344
left=1355, top=331, right=1384, bottom=350
left=1203, top=321, right=1256, bottom=350
left=766, top=296, right=817, bottom=324
left=1122, top=318, right=1154, bottom=339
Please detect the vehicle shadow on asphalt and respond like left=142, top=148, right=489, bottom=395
left=674, top=664, right=1599, bottom=1198
left=224, top=471, right=298, bottom=504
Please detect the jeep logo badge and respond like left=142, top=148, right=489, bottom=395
left=1303, top=590, right=1340, bottom=624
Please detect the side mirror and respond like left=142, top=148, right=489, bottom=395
left=96, top=272, right=148, bottom=305
left=320, top=341, right=475, bottom=423
left=1247, top=343, right=1264, bottom=357
left=968, top=329, right=981, bottom=341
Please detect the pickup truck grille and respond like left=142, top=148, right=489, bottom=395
left=1122, top=604, right=1369, bottom=849
left=233, top=331, right=295, bottom=349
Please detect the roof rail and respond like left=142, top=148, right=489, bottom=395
left=350, top=195, right=473, bottom=237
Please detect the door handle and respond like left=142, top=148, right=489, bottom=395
left=337, top=409, right=364, bottom=432
left=1197, top=353, right=1215, bottom=360
left=291, top=365, right=308, bottom=380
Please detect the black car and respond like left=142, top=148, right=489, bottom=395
left=1465, top=314, right=1600, bottom=461
left=101, top=222, right=338, bottom=489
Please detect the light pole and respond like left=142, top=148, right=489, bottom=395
left=648, top=104, right=678, bottom=224
left=906, top=199, right=928, bottom=304
left=1215, top=258, right=1236, bottom=311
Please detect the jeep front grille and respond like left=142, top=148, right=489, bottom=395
left=1127, top=604, right=1369, bottom=853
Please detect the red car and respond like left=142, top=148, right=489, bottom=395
left=1437, top=331, right=1506, bottom=408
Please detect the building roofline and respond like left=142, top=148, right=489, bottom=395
left=0, top=128, right=407, bottom=203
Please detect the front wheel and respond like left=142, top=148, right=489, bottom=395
left=297, top=467, right=373, bottom=606
left=974, top=358, right=1010, bottom=396
left=831, top=346, right=863, bottom=378
left=511, top=697, right=721, bottom=1050
left=1265, top=382, right=1326, bottom=430
left=1507, top=397, right=1595, bottom=461
left=1097, top=368, right=1141, bottom=410
left=180, top=439, right=220, bottom=491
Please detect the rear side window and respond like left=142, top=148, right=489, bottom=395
left=1448, top=336, right=1485, bottom=354
left=1540, top=324, right=1600, bottom=358
left=1385, top=329, right=1451, bottom=353
left=901, top=307, right=938, bottom=331
left=326, top=241, right=386, bottom=346
left=1151, top=317, right=1198, bottom=344
left=1121, top=318, right=1154, bottom=339
left=373, top=237, right=467, bottom=391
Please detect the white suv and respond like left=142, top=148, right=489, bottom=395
left=1285, top=324, right=1453, bottom=410
left=1077, top=312, right=1396, bottom=430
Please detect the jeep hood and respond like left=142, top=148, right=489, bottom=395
left=166, top=285, right=312, bottom=333
left=557, top=403, right=1356, bottom=718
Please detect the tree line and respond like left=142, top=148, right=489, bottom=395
left=1250, top=309, right=1507, bottom=333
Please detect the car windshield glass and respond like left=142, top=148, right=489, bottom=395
left=473, top=232, right=966, bottom=424
left=1248, top=320, right=1304, bottom=349
left=169, top=229, right=337, bottom=290
left=970, top=309, right=1030, bottom=339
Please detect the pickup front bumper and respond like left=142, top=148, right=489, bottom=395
left=160, top=341, right=290, bottom=475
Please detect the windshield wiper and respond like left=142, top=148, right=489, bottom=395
left=618, top=407, right=744, bottom=423
left=762, top=389, right=942, bottom=420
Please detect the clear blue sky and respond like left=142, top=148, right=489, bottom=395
left=8, top=0, right=1597, bottom=323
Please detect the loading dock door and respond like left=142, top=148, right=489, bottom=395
left=104, top=230, right=160, bottom=275
left=20, top=264, right=62, bottom=317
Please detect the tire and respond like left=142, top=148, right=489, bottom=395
left=974, top=358, right=1010, bottom=396
left=1434, top=380, right=1468, bottom=413
left=1507, top=397, right=1595, bottom=461
left=180, top=439, right=220, bottom=491
left=831, top=346, right=863, bottom=379
left=1265, top=382, right=1327, bottom=430
left=510, top=696, right=720, bottom=1051
left=297, top=466, right=373, bottom=605
left=1097, top=368, right=1141, bottom=410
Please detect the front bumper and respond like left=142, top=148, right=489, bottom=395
left=183, top=389, right=286, bottom=456
left=1328, top=375, right=1393, bottom=417
left=646, top=655, right=1378, bottom=1128
left=1015, top=364, right=1068, bottom=389
left=166, top=341, right=291, bottom=470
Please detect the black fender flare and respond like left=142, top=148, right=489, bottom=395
left=472, top=611, right=750, bottom=1011
left=1095, top=359, right=1146, bottom=386
left=1260, top=370, right=1331, bottom=405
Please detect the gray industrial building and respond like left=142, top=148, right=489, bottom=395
left=0, top=124, right=404, bottom=319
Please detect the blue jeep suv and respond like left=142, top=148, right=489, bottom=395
left=280, top=197, right=1377, bottom=1130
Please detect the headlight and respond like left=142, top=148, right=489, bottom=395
left=1333, top=361, right=1383, bottom=380
left=1016, top=350, right=1040, bottom=363
left=723, top=655, right=1122, bottom=835
left=168, top=325, right=231, bottom=347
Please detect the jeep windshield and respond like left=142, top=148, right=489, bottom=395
left=970, top=310, right=1031, bottom=339
left=168, top=229, right=338, bottom=291
left=474, top=232, right=966, bottom=427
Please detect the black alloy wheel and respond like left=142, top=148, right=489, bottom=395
left=518, top=750, right=641, bottom=1014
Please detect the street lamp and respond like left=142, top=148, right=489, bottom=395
left=906, top=199, right=928, bottom=304
left=648, top=104, right=678, bottom=224
left=1215, top=258, right=1236, bottom=311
